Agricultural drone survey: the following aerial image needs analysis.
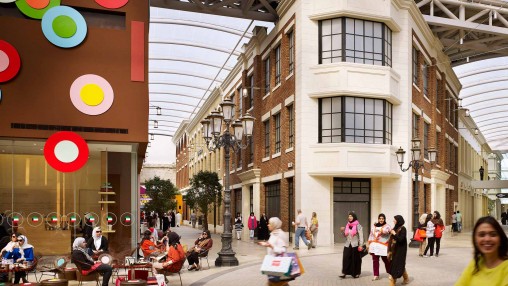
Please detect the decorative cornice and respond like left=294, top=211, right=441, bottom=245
left=237, top=168, right=261, bottom=181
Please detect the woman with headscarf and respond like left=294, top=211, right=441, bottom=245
left=339, top=212, right=364, bottom=279
left=71, top=237, right=112, bottom=286
left=388, top=215, right=409, bottom=286
left=86, top=227, right=108, bottom=257
left=3, top=234, right=33, bottom=283
left=258, top=217, right=289, bottom=286
left=258, top=213, right=270, bottom=241
left=0, top=232, right=18, bottom=257
left=368, top=213, right=391, bottom=281
left=187, top=230, right=213, bottom=271
left=140, top=230, right=164, bottom=258
left=152, top=232, right=186, bottom=274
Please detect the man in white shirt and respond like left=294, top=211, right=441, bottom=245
left=175, top=212, right=182, bottom=227
left=293, top=209, right=311, bottom=250
left=456, top=210, right=462, bottom=232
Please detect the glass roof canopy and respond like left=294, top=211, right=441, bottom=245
left=148, top=7, right=273, bottom=141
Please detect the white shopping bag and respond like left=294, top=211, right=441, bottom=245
left=155, top=274, right=166, bottom=286
left=260, top=255, right=292, bottom=277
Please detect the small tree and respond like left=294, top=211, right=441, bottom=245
left=144, top=176, right=179, bottom=216
left=185, top=171, right=222, bottom=231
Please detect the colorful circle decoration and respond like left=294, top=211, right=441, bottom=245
left=16, top=0, right=61, bottom=19
left=42, top=6, right=87, bottom=48
left=120, top=212, right=133, bottom=226
left=0, top=40, right=21, bottom=83
left=44, top=131, right=89, bottom=172
left=27, top=212, right=44, bottom=227
left=95, top=0, right=128, bottom=9
left=70, top=74, right=114, bottom=115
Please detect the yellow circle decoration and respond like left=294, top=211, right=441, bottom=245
left=80, top=84, right=104, bottom=106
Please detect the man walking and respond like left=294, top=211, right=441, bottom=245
left=190, top=212, right=197, bottom=228
left=456, top=210, right=462, bottom=232
left=293, top=209, right=312, bottom=250
left=176, top=212, right=182, bottom=227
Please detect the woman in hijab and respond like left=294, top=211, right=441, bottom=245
left=339, top=212, right=364, bottom=279
left=0, top=232, right=18, bottom=257
left=72, top=237, right=112, bottom=286
left=258, top=213, right=270, bottom=241
left=388, top=215, right=409, bottom=286
left=152, top=232, right=186, bottom=273
left=187, top=230, right=213, bottom=271
left=3, top=234, right=33, bottom=283
left=367, top=213, right=391, bottom=281
left=258, top=217, right=290, bottom=286
left=87, top=227, right=108, bottom=257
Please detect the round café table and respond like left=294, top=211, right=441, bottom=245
left=39, top=279, right=68, bottom=286
left=57, top=268, right=77, bottom=281
left=120, top=279, right=147, bottom=286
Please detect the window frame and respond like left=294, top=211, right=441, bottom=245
left=274, top=113, right=281, bottom=153
left=264, top=120, right=270, bottom=157
left=288, top=105, right=294, bottom=148
left=264, top=57, right=271, bottom=95
left=265, top=181, right=281, bottom=219
left=288, top=31, right=294, bottom=74
left=275, top=45, right=281, bottom=85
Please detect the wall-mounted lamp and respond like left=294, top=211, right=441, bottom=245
left=242, top=87, right=262, bottom=98
left=154, top=120, right=158, bottom=128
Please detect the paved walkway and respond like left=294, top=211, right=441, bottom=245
left=163, top=225, right=473, bottom=286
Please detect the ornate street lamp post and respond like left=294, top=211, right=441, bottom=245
left=396, top=138, right=436, bottom=248
left=201, top=97, right=255, bottom=267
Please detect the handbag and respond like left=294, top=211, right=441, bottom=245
left=359, top=245, right=368, bottom=258
left=414, top=229, right=423, bottom=242
left=309, top=224, right=317, bottom=232
left=305, top=229, right=312, bottom=240
left=419, top=229, right=427, bottom=238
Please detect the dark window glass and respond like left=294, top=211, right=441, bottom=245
left=265, top=182, right=281, bottom=219
left=250, top=186, right=253, bottom=213
left=319, top=17, right=391, bottom=66
left=264, top=120, right=270, bottom=157
left=274, top=113, right=281, bottom=153
left=288, top=31, right=294, bottom=74
left=264, top=58, right=270, bottom=94
left=412, top=113, right=419, bottom=139
left=249, top=75, right=254, bottom=109
left=412, top=47, right=419, bottom=84
left=288, top=105, right=294, bottom=148
left=423, top=62, right=429, bottom=96
left=235, top=189, right=242, bottom=216
left=249, top=136, right=254, bottom=164
left=424, top=122, right=429, bottom=159
left=275, top=45, right=281, bottom=85
left=288, top=178, right=294, bottom=235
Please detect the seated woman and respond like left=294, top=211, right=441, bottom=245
left=86, top=227, right=108, bottom=257
left=72, top=237, right=112, bottom=286
left=152, top=232, right=186, bottom=274
left=140, top=230, right=164, bottom=259
left=187, top=230, right=213, bottom=271
left=3, top=234, right=33, bottom=283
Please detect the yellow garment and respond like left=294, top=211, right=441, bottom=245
left=311, top=217, right=318, bottom=226
left=455, top=258, right=508, bottom=286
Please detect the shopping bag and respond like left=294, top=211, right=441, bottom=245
left=419, top=229, right=427, bottom=238
left=155, top=274, right=166, bottom=286
left=305, top=230, right=312, bottom=240
left=260, top=255, right=292, bottom=277
left=285, top=253, right=302, bottom=277
left=413, top=229, right=423, bottom=242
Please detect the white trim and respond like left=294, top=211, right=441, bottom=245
left=236, top=167, right=242, bottom=171
left=261, top=173, right=283, bottom=183
left=270, top=34, right=283, bottom=50
left=262, top=157, right=270, bottom=162
left=411, top=104, right=422, bottom=116
left=284, top=19, right=295, bottom=34
left=231, top=183, right=242, bottom=190
left=412, top=37, right=431, bottom=64
left=272, top=83, right=281, bottom=92
left=284, top=170, right=295, bottom=178
left=285, top=147, right=294, bottom=153
left=285, top=73, right=294, bottom=81
left=423, top=94, right=431, bottom=104
left=230, top=169, right=235, bottom=174
left=413, top=83, right=421, bottom=92
left=262, top=93, right=270, bottom=100
left=262, top=49, right=271, bottom=60
left=436, top=125, right=441, bottom=132
left=248, top=163, right=254, bottom=168
left=272, top=152, right=281, bottom=159
left=423, top=112, right=431, bottom=124
left=271, top=103, right=282, bottom=115
left=262, top=111, right=271, bottom=122
left=285, top=95, right=294, bottom=106
left=247, top=66, right=254, bottom=76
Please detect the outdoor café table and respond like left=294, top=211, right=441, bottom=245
left=112, top=263, right=152, bottom=280
left=120, top=279, right=146, bottom=286
left=57, top=268, right=76, bottom=281
left=0, top=263, right=37, bottom=283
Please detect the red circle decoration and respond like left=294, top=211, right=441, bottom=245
left=44, top=131, right=89, bottom=172
left=0, top=40, right=21, bottom=83
left=95, top=0, right=128, bottom=9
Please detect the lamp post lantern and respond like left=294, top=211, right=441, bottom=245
left=396, top=138, right=436, bottom=248
left=201, top=97, right=254, bottom=267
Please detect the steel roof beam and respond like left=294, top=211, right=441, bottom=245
left=150, top=18, right=253, bottom=37
left=149, top=70, right=224, bottom=82
left=149, top=57, right=233, bottom=71
left=150, top=39, right=241, bottom=56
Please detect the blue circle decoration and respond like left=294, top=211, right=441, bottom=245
left=41, top=6, right=87, bottom=48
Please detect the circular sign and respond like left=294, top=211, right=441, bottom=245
left=95, top=0, right=128, bottom=9
left=42, top=6, right=87, bottom=48
left=0, top=40, right=21, bottom=83
left=70, top=74, right=114, bottom=115
left=44, top=131, right=89, bottom=172
left=27, top=212, right=44, bottom=227
left=16, top=0, right=61, bottom=19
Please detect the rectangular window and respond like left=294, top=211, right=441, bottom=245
left=264, top=57, right=270, bottom=95
left=288, top=31, right=294, bottom=74
left=412, top=113, right=419, bottom=139
left=249, top=136, right=254, bottom=164
left=436, top=131, right=440, bottom=163
left=235, top=189, right=242, bottom=216
left=275, top=45, right=281, bottom=85
left=319, top=17, right=392, bottom=66
left=237, top=147, right=242, bottom=169
left=288, top=105, right=294, bottom=148
left=435, top=78, right=440, bottom=103
left=264, top=120, right=270, bottom=157
left=319, top=96, right=392, bottom=144
left=424, top=122, right=429, bottom=159
left=412, top=47, right=418, bottom=84
left=423, top=62, right=429, bottom=96
left=250, top=186, right=253, bottom=213
left=265, top=182, right=281, bottom=219
left=249, top=75, right=254, bottom=109
left=274, top=113, right=281, bottom=153
left=237, top=87, right=243, bottom=114
left=230, top=93, right=236, bottom=119
left=288, top=178, right=294, bottom=236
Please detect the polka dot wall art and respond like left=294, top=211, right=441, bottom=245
left=70, top=74, right=114, bottom=115
left=16, top=0, right=61, bottom=19
left=41, top=5, right=87, bottom=48
left=44, top=131, right=89, bottom=173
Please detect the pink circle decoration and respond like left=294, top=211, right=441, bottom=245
left=95, top=0, right=128, bottom=9
left=0, top=40, right=21, bottom=83
left=26, top=0, right=50, bottom=9
left=70, top=74, right=114, bottom=115
left=0, top=50, right=9, bottom=73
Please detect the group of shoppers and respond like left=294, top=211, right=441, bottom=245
left=417, top=211, right=445, bottom=258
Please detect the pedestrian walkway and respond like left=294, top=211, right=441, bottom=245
left=168, top=224, right=474, bottom=286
